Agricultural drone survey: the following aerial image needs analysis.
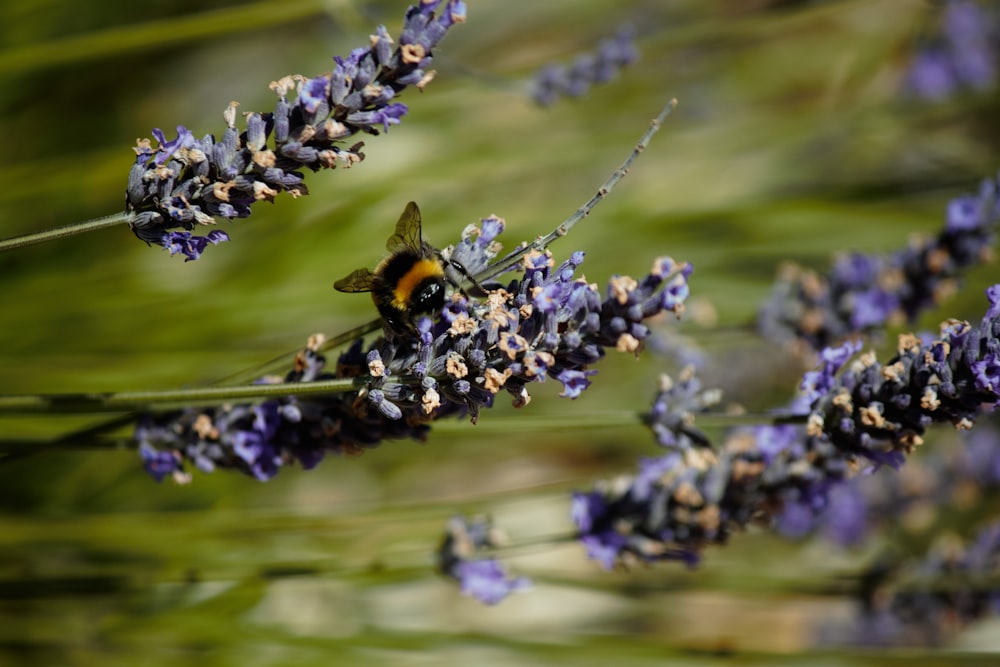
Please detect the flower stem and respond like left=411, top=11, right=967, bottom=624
left=3, top=321, right=383, bottom=432
left=0, top=377, right=368, bottom=415
left=0, top=212, right=133, bottom=253
left=479, top=98, right=678, bottom=281
left=209, top=319, right=382, bottom=387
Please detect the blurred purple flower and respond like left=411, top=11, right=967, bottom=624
left=452, top=559, right=531, bottom=605
left=531, top=24, right=639, bottom=106
left=139, top=443, right=184, bottom=483
left=904, top=0, right=998, bottom=101
left=759, top=172, right=1000, bottom=352
left=437, top=516, right=530, bottom=605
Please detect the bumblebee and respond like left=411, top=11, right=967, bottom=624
left=334, top=201, right=448, bottom=334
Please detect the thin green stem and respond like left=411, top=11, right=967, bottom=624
left=209, top=318, right=381, bottom=387
left=18, top=320, right=384, bottom=437
left=0, top=377, right=368, bottom=415
left=0, top=212, right=133, bottom=253
left=0, top=408, right=805, bottom=457
left=428, top=409, right=808, bottom=435
left=478, top=98, right=679, bottom=282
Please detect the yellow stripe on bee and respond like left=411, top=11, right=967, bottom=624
left=392, top=258, right=445, bottom=308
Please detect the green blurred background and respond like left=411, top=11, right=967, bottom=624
left=1, top=0, right=999, bottom=664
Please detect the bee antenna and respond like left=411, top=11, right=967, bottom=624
left=476, top=97, right=678, bottom=283
left=442, top=255, right=490, bottom=297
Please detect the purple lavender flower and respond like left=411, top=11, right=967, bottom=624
left=758, top=172, right=1000, bottom=353
left=530, top=24, right=638, bottom=107
left=451, top=559, right=531, bottom=605
left=139, top=443, right=184, bottom=483
left=905, top=0, right=998, bottom=101
left=907, top=49, right=962, bottom=101
left=555, top=368, right=596, bottom=398
left=579, top=286, right=1000, bottom=569
left=437, top=516, right=530, bottom=605
left=136, top=217, right=693, bottom=480
left=162, top=229, right=230, bottom=261
left=783, top=478, right=870, bottom=546
left=800, top=339, right=862, bottom=403
left=960, top=423, right=1000, bottom=485
left=126, top=1, right=466, bottom=259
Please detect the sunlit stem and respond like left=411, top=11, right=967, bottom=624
left=208, top=319, right=382, bottom=386
left=477, top=98, right=679, bottom=282
left=0, top=319, right=382, bottom=426
left=0, top=212, right=133, bottom=253
left=0, top=377, right=368, bottom=415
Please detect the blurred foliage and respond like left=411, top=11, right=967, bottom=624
left=1, top=0, right=1000, bottom=664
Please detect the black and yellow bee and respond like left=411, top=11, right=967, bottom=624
left=334, top=201, right=449, bottom=335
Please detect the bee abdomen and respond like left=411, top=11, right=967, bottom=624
left=382, top=255, right=445, bottom=311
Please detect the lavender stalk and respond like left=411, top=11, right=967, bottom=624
left=904, top=0, right=999, bottom=101
left=530, top=24, right=638, bottom=107
left=123, top=1, right=465, bottom=260
left=758, top=172, right=1000, bottom=353
left=137, top=215, right=692, bottom=482
left=576, top=285, right=1000, bottom=569
left=0, top=2, right=467, bottom=259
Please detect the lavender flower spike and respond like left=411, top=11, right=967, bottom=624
left=531, top=24, right=639, bottom=107
left=758, top=171, right=1000, bottom=353
left=136, top=216, right=693, bottom=481
left=904, top=0, right=998, bottom=101
left=577, top=286, right=1000, bottom=570
left=126, top=1, right=466, bottom=259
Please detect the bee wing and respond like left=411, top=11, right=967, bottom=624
left=385, top=201, right=422, bottom=253
left=334, top=267, right=378, bottom=293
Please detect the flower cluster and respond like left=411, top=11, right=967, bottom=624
left=126, top=0, right=466, bottom=260
left=904, top=0, right=998, bottom=101
left=136, top=214, right=693, bottom=481
left=820, top=521, right=1000, bottom=647
left=138, top=334, right=389, bottom=482
left=574, top=285, right=1000, bottom=569
left=436, top=516, right=530, bottom=605
left=530, top=24, right=638, bottom=107
left=758, top=172, right=1000, bottom=353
